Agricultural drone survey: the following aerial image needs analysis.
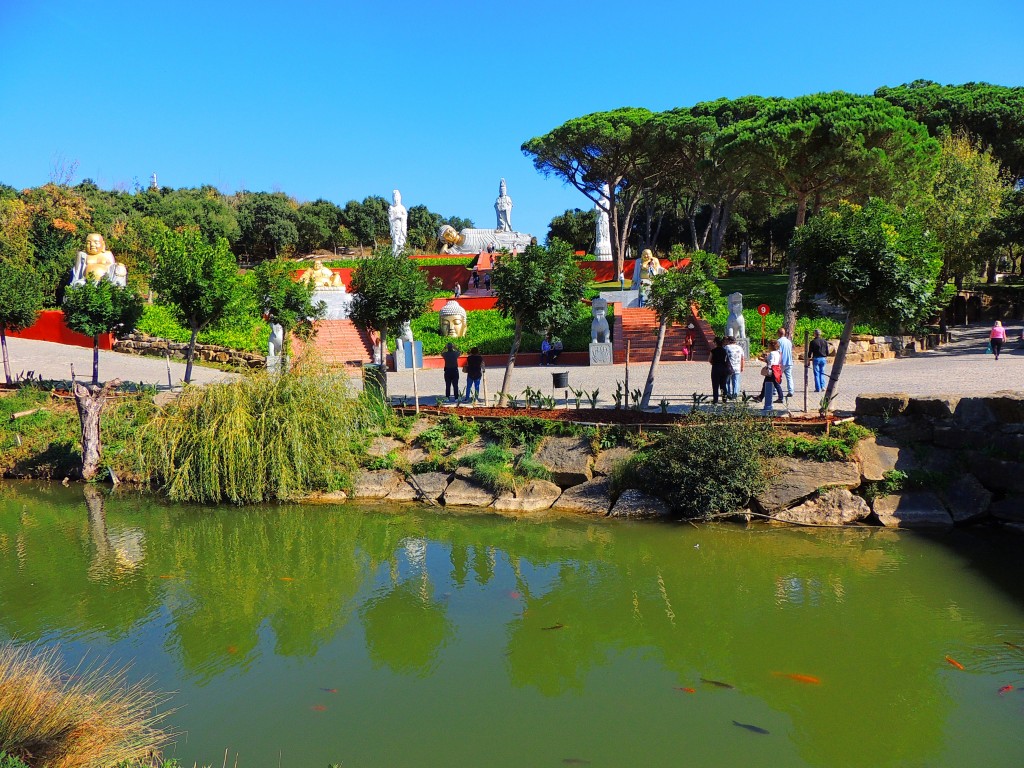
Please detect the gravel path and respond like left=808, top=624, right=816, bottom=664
left=6, top=324, right=1021, bottom=414
left=383, top=324, right=1024, bottom=413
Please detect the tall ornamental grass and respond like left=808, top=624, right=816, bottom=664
left=137, top=367, right=382, bottom=503
left=0, top=644, right=170, bottom=768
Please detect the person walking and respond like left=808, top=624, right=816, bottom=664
left=464, top=346, right=485, bottom=403
left=454, top=282, right=462, bottom=299
left=776, top=327, right=794, bottom=399
left=990, top=320, right=1007, bottom=360
left=724, top=336, right=745, bottom=399
left=809, top=328, right=829, bottom=392
left=708, top=337, right=731, bottom=404
left=441, top=342, right=461, bottom=401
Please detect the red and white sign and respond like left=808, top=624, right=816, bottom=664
left=757, top=304, right=770, bottom=316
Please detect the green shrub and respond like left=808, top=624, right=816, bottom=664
left=136, top=368, right=382, bottom=503
left=862, top=468, right=948, bottom=502
left=613, top=408, right=775, bottom=519
left=774, top=421, right=872, bottom=462
left=136, top=303, right=270, bottom=354
left=481, top=416, right=582, bottom=450
left=458, top=444, right=551, bottom=494
left=413, top=415, right=479, bottom=455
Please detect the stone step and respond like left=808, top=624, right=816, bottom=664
left=294, top=319, right=374, bottom=367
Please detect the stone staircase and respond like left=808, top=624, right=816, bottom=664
left=294, top=319, right=375, bottom=367
left=612, top=306, right=713, bottom=363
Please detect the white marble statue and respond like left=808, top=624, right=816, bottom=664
left=389, top=189, right=408, bottom=257
left=595, top=183, right=612, bottom=261
left=725, top=292, right=747, bottom=341
left=267, top=322, right=284, bottom=372
left=591, top=297, right=610, bottom=344
left=495, top=178, right=513, bottom=232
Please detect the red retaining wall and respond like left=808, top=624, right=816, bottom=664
left=9, top=310, right=113, bottom=350
left=429, top=296, right=498, bottom=311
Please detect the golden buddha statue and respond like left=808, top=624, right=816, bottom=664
left=71, top=233, right=119, bottom=286
left=300, top=259, right=342, bottom=288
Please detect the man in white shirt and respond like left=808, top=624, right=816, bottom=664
left=723, top=336, right=745, bottom=400
left=776, top=327, right=794, bottom=399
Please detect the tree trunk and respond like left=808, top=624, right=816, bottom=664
left=84, top=484, right=111, bottom=558
left=378, top=324, right=388, bottom=367
left=783, top=195, right=810, bottom=337
left=92, top=335, right=100, bottom=385
left=986, top=258, right=998, bottom=283
left=640, top=320, right=668, bottom=409
left=73, top=378, right=122, bottom=481
left=184, top=325, right=199, bottom=383
left=821, top=312, right=855, bottom=415
left=1, top=328, right=10, bottom=385
left=498, top=317, right=523, bottom=406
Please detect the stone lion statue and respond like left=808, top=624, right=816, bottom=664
left=725, top=292, right=746, bottom=340
left=591, top=297, right=610, bottom=344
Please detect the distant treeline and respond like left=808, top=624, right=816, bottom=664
left=0, top=181, right=473, bottom=304
left=534, top=81, right=1024, bottom=288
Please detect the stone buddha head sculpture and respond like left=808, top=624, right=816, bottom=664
left=439, top=300, right=468, bottom=338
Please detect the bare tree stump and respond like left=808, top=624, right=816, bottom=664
left=73, top=378, right=121, bottom=481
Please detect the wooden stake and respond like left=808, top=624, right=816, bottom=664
left=803, top=330, right=810, bottom=414
left=410, top=349, right=420, bottom=415
left=625, top=338, right=631, bottom=395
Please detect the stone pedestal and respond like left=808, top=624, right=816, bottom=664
left=394, top=339, right=423, bottom=370
left=599, top=290, right=640, bottom=308
left=589, top=342, right=613, bottom=366
left=313, top=288, right=352, bottom=320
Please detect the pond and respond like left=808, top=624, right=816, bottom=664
left=1, top=483, right=1023, bottom=767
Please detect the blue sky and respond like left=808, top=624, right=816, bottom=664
left=1, top=0, right=1022, bottom=239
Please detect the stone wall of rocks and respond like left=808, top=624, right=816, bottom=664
left=114, top=333, right=265, bottom=369
left=795, top=334, right=922, bottom=364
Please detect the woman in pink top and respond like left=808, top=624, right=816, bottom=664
left=990, top=321, right=1007, bottom=360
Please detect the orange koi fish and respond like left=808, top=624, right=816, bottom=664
left=673, top=686, right=696, bottom=694
left=321, top=688, right=338, bottom=694
left=158, top=574, right=175, bottom=579
left=998, top=685, right=1014, bottom=695
left=773, top=672, right=821, bottom=685
left=509, top=591, right=521, bottom=599
left=226, top=645, right=238, bottom=655
left=310, top=704, right=327, bottom=712
left=279, top=577, right=294, bottom=582
left=944, top=655, right=965, bottom=670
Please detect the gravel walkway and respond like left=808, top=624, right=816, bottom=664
left=383, top=324, right=1024, bottom=414
left=6, top=324, right=1021, bottom=414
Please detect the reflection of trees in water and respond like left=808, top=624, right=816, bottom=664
left=4, top=487, right=1023, bottom=766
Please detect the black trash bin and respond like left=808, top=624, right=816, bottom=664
left=551, top=371, right=569, bottom=389
left=362, top=363, right=388, bottom=401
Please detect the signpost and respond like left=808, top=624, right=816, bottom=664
left=757, top=303, right=770, bottom=348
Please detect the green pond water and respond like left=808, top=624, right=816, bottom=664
left=1, top=483, right=1023, bottom=768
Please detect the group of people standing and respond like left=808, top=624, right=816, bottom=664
left=709, top=327, right=832, bottom=412
left=442, top=343, right=485, bottom=402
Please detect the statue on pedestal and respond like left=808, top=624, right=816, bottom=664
left=439, top=300, right=467, bottom=338
left=725, top=291, right=750, bottom=358
left=495, top=178, right=513, bottom=232
left=590, top=297, right=610, bottom=344
left=389, top=189, right=408, bottom=256
left=300, top=259, right=343, bottom=288
left=71, top=233, right=125, bottom=287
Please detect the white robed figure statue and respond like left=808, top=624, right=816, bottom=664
left=495, top=178, right=513, bottom=232
left=389, top=189, right=408, bottom=257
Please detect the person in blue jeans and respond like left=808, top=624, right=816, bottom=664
left=463, top=346, right=484, bottom=402
left=776, top=327, right=794, bottom=399
left=809, top=328, right=828, bottom=392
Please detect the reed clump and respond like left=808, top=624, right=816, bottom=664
left=137, top=366, right=382, bottom=503
left=0, top=644, right=170, bottom=768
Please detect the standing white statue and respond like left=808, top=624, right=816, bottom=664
left=595, top=183, right=612, bottom=261
left=389, top=189, right=408, bottom=257
left=495, top=178, right=513, bottom=232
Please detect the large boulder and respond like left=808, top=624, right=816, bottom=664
left=442, top=467, right=497, bottom=507
left=351, top=469, right=403, bottom=499
left=982, top=392, right=1024, bottom=423
left=386, top=471, right=452, bottom=503
left=534, top=437, right=594, bottom=488
left=906, top=396, right=960, bottom=419
left=550, top=477, right=612, bottom=516
left=854, top=436, right=917, bottom=482
left=872, top=492, right=953, bottom=528
left=492, top=479, right=563, bottom=513
left=989, top=495, right=1024, bottom=523
left=966, top=455, right=1024, bottom=494
left=608, top=488, right=671, bottom=520
left=593, top=447, right=635, bottom=477
left=368, top=437, right=404, bottom=457
left=773, top=488, right=871, bottom=525
left=855, top=394, right=910, bottom=418
left=754, top=458, right=861, bottom=513
left=942, top=474, right=992, bottom=523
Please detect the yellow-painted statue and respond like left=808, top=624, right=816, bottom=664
left=71, top=233, right=126, bottom=287
left=300, top=259, right=342, bottom=288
